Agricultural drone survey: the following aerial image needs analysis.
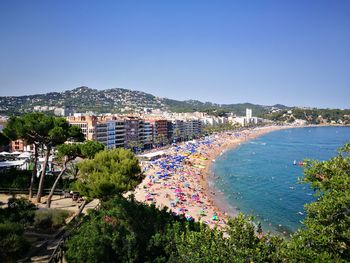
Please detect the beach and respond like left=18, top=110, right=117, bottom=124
left=133, top=125, right=295, bottom=228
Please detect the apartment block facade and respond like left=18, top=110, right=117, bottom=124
left=66, top=114, right=203, bottom=150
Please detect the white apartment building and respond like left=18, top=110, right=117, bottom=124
left=246, top=108, right=252, bottom=119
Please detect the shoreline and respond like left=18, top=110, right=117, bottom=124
left=202, top=125, right=299, bottom=219
left=133, top=124, right=304, bottom=228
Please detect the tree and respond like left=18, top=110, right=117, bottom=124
left=154, top=134, right=168, bottom=147
left=126, top=140, right=144, bottom=153
left=164, top=214, right=283, bottom=263
left=65, top=199, right=283, bottom=263
left=65, top=197, right=186, bottom=263
left=0, top=197, right=36, bottom=261
left=36, top=117, right=84, bottom=203
left=46, top=144, right=81, bottom=208
left=0, top=132, right=10, bottom=151
left=4, top=113, right=45, bottom=198
left=283, top=143, right=350, bottom=261
left=173, top=128, right=182, bottom=142
left=136, top=141, right=144, bottom=152
left=74, top=148, right=143, bottom=214
left=80, top=140, right=105, bottom=159
left=46, top=141, right=105, bottom=208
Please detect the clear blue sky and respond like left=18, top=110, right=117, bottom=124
left=0, top=0, right=349, bottom=108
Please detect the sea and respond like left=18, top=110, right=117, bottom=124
left=210, top=126, right=350, bottom=235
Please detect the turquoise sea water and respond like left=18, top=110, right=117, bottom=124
left=211, top=126, right=350, bottom=234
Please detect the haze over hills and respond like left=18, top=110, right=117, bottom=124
left=0, top=86, right=287, bottom=116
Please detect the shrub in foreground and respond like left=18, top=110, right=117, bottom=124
left=34, top=209, right=71, bottom=231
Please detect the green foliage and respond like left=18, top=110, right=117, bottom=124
left=65, top=143, right=350, bottom=262
left=0, top=132, right=10, bottom=147
left=160, top=214, right=283, bottom=263
left=75, top=148, right=142, bottom=200
left=34, top=209, right=71, bottom=231
left=0, top=197, right=36, bottom=226
left=65, top=196, right=193, bottom=263
left=163, top=99, right=271, bottom=116
left=283, top=143, right=350, bottom=261
left=3, top=113, right=85, bottom=203
left=56, top=143, right=82, bottom=160
left=0, top=222, right=30, bottom=262
left=0, top=197, right=36, bottom=261
left=79, top=140, right=105, bottom=159
left=261, top=108, right=350, bottom=124
left=154, top=134, right=168, bottom=146
left=65, top=198, right=283, bottom=263
left=0, top=168, right=73, bottom=190
left=5, top=113, right=61, bottom=144
left=203, top=123, right=239, bottom=134
left=4, top=113, right=84, bottom=147
left=5, top=197, right=36, bottom=225
left=0, top=169, right=32, bottom=188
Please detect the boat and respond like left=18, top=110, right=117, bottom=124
left=293, top=160, right=297, bottom=165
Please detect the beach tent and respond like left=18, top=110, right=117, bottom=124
left=137, top=150, right=165, bottom=161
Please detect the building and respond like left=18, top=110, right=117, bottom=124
left=54, top=107, right=75, bottom=117
left=124, top=116, right=143, bottom=148
left=246, top=108, right=252, bottom=119
left=142, top=121, right=153, bottom=149
left=147, top=119, right=168, bottom=145
left=167, top=120, right=174, bottom=143
left=184, top=119, right=202, bottom=139
left=11, top=139, right=25, bottom=152
left=114, top=119, right=126, bottom=148
left=172, top=119, right=185, bottom=142
left=95, top=122, right=109, bottom=148
left=67, top=114, right=98, bottom=140
left=66, top=113, right=204, bottom=150
left=10, top=139, right=34, bottom=152
left=94, top=117, right=126, bottom=149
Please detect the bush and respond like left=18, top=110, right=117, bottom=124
left=0, top=168, right=75, bottom=190
left=0, top=168, right=32, bottom=188
left=6, top=197, right=36, bottom=225
left=34, top=209, right=71, bottom=231
left=0, top=222, right=30, bottom=262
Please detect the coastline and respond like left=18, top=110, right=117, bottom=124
left=133, top=124, right=303, bottom=228
left=202, top=125, right=298, bottom=219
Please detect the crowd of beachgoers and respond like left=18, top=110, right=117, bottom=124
left=134, top=125, right=291, bottom=228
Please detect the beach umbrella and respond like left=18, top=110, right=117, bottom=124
left=175, top=188, right=182, bottom=193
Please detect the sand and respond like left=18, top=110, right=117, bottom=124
left=133, top=125, right=298, bottom=228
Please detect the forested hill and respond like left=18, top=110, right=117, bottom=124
left=1, top=87, right=349, bottom=124
left=0, top=86, right=282, bottom=116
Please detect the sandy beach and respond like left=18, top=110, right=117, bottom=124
left=133, top=125, right=297, bottom=228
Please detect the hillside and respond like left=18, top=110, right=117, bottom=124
left=0, top=86, right=278, bottom=116
left=0, top=87, right=166, bottom=114
left=0, top=86, right=349, bottom=125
